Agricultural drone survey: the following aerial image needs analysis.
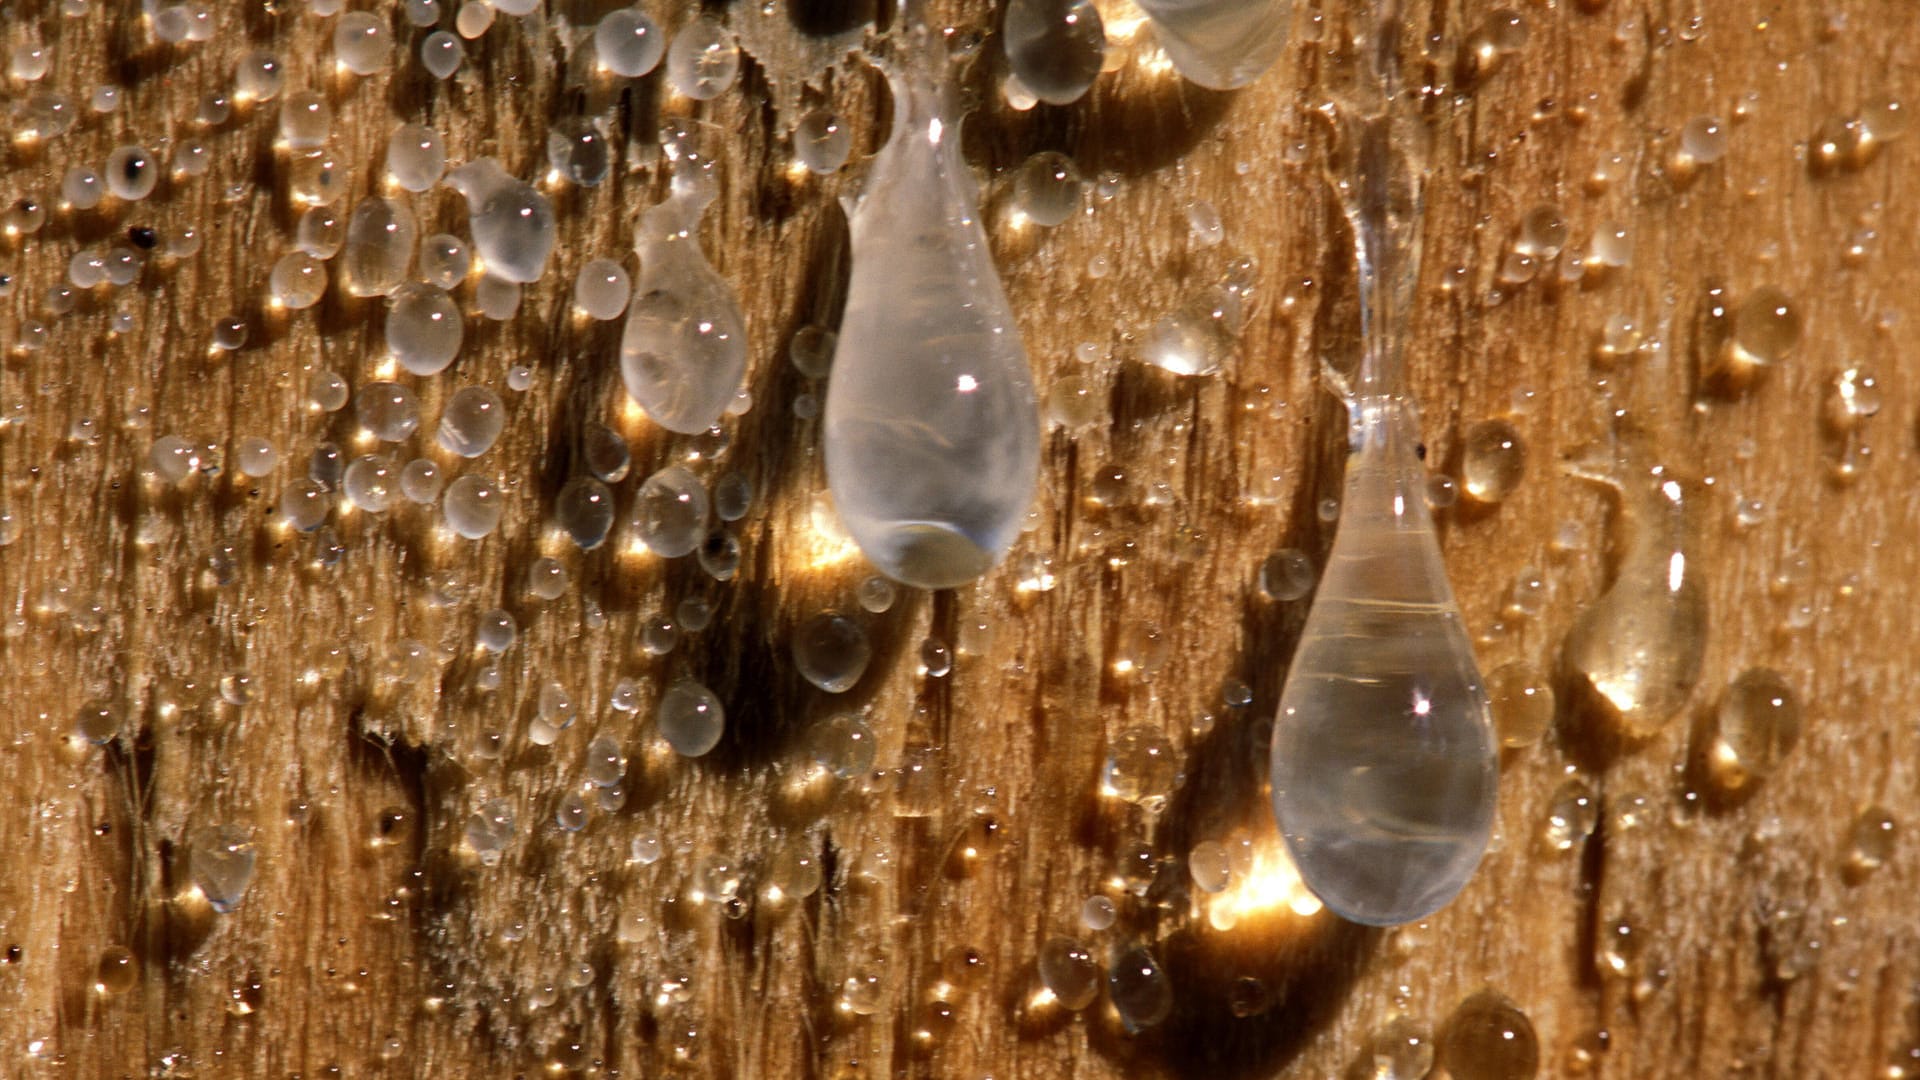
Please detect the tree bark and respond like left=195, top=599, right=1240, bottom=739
left=1, top=0, right=1916, bottom=1076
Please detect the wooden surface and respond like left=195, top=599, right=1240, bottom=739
left=2, top=0, right=1917, bottom=1076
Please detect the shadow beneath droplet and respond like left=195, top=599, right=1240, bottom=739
left=788, top=0, right=878, bottom=39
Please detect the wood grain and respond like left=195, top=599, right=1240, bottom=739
left=1, top=0, right=1916, bottom=1076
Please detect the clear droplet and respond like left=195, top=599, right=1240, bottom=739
left=445, top=158, right=554, bottom=284
left=557, top=478, right=615, bottom=550
left=1003, top=0, right=1104, bottom=105
left=620, top=126, right=749, bottom=434
left=793, top=613, right=871, bottom=693
left=1561, top=451, right=1707, bottom=739
left=340, top=196, right=417, bottom=298
left=666, top=17, right=739, bottom=100
left=1011, top=151, right=1082, bottom=227
left=806, top=712, right=876, bottom=777
left=595, top=7, right=663, bottom=77
left=1258, top=547, right=1315, bottom=601
left=657, top=678, right=725, bottom=757
left=443, top=475, right=502, bottom=539
left=1730, top=286, right=1802, bottom=366
left=1701, top=668, right=1798, bottom=792
left=1101, top=726, right=1181, bottom=812
left=632, top=464, right=710, bottom=557
left=1845, top=805, right=1896, bottom=878
left=824, top=41, right=1039, bottom=588
left=436, top=386, right=504, bottom=458
left=1542, top=775, right=1598, bottom=851
left=1487, top=661, right=1552, bottom=748
left=1369, top=1015, right=1436, bottom=1080
left=794, top=108, right=851, bottom=175
left=188, top=825, right=257, bottom=912
left=1134, top=0, right=1292, bottom=90
left=1461, top=418, right=1526, bottom=504
left=1271, top=396, right=1497, bottom=926
left=1037, top=937, right=1100, bottom=1010
left=1438, top=990, right=1539, bottom=1080
left=1107, top=945, right=1172, bottom=1032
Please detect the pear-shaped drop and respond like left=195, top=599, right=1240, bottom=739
left=1270, top=397, right=1497, bottom=926
left=618, top=124, right=748, bottom=435
left=822, top=34, right=1040, bottom=589
left=1561, top=446, right=1708, bottom=740
left=1135, top=0, right=1293, bottom=90
left=445, top=158, right=554, bottom=284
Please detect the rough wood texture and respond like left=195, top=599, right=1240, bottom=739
left=2, top=0, right=1916, bottom=1076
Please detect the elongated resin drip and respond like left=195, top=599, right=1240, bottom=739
left=1561, top=433, right=1708, bottom=739
left=619, top=125, right=749, bottom=435
left=822, top=8, right=1040, bottom=589
left=1134, top=0, right=1293, bottom=90
left=1268, top=6, right=1496, bottom=927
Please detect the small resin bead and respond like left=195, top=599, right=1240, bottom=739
left=344, top=455, right=399, bottom=512
left=236, top=437, right=278, bottom=477
left=279, top=479, right=331, bottom=531
left=386, top=124, right=446, bottom=193
left=421, top=31, right=463, bottom=79
left=334, top=12, right=394, bottom=75
left=595, top=7, right=664, bottom=77
left=445, top=159, right=554, bottom=284
left=270, top=252, right=327, bottom=309
left=400, top=459, right=443, bottom=503
left=418, top=234, right=469, bottom=289
left=666, top=17, right=740, bottom=101
left=574, top=259, right=631, bottom=319
left=356, top=382, right=421, bottom=441
left=234, top=49, right=282, bottom=99
left=386, top=284, right=463, bottom=375
left=793, top=109, right=851, bottom=175
left=437, top=386, right=504, bottom=457
left=296, top=206, right=344, bottom=259
left=443, top=475, right=502, bottom=538
left=62, top=167, right=104, bottom=209
left=403, top=0, right=440, bottom=26
left=279, top=91, right=331, bottom=150
left=104, top=147, right=159, bottom=201
left=547, top=120, right=610, bottom=187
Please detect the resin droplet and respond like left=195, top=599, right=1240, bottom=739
left=666, top=17, right=740, bottom=100
left=1138, top=260, right=1256, bottom=376
left=657, top=678, right=725, bottom=757
left=1487, top=660, right=1553, bottom=748
left=1107, top=945, right=1173, bottom=1032
left=1845, top=805, right=1896, bottom=879
left=1002, top=0, right=1105, bottom=106
left=188, top=825, right=257, bottom=913
left=386, top=284, right=463, bottom=375
left=1369, top=1015, right=1435, bottom=1080
left=1560, top=442, right=1708, bottom=740
left=340, top=196, right=417, bottom=298
left=823, top=33, right=1040, bottom=588
left=1438, top=990, right=1539, bottom=1080
left=632, top=464, right=710, bottom=557
left=445, top=158, right=554, bottom=284
left=1134, top=0, right=1293, bottom=90
left=1461, top=417, right=1526, bottom=504
left=792, top=612, right=871, bottom=693
left=1700, top=667, right=1799, bottom=793
left=1037, top=937, right=1100, bottom=1009
left=619, top=126, right=748, bottom=434
left=1270, top=396, right=1497, bottom=926
left=595, top=7, right=663, bottom=77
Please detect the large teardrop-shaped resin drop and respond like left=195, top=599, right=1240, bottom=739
left=823, top=52, right=1040, bottom=589
left=619, top=131, right=748, bottom=435
left=1269, top=397, right=1497, bottom=926
left=1134, top=0, right=1293, bottom=91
